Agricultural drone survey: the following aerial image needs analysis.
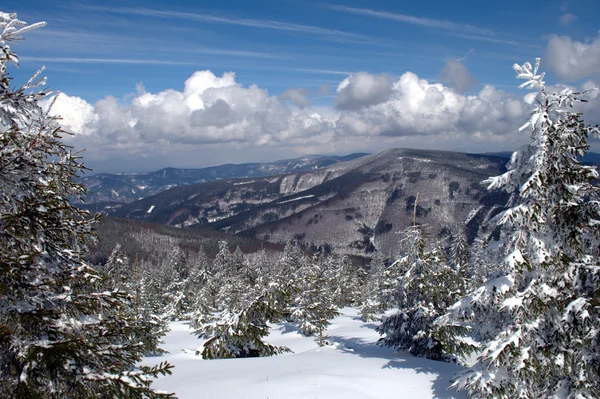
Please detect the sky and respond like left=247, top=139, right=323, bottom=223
left=7, top=0, right=600, bottom=173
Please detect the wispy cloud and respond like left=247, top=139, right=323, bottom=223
left=450, top=33, right=520, bottom=46
left=326, top=4, right=495, bottom=36
left=181, top=47, right=290, bottom=59
left=22, top=28, right=289, bottom=61
left=80, top=5, right=367, bottom=41
left=286, top=68, right=353, bottom=76
left=21, top=56, right=198, bottom=65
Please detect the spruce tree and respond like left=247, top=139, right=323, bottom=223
left=196, top=285, right=291, bottom=359
left=377, top=224, right=461, bottom=362
left=447, top=59, right=600, bottom=398
left=291, top=255, right=340, bottom=346
left=359, top=252, right=388, bottom=321
left=0, top=12, right=174, bottom=398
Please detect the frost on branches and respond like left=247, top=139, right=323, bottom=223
left=377, top=224, right=464, bottom=362
left=0, top=12, right=174, bottom=398
left=446, top=59, right=600, bottom=399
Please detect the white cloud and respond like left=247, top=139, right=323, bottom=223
left=279, top=88, right=310, bottom=108
left=84, top=5, right=366, bottom=42
left=335, top=72, right=394, bottom=110
left=438, top=60, right=478, bottom=92
left=49, top=70, right=335, bottom=153
left=559, top=13, right=577, bottom=26
left=45, top=93, right=96, bottom=135
left=47, top=67, right=600, bottom=173
left=545, top=33, right=600, bottom=81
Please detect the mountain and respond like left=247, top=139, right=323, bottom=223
left=101, top=148, right=509, bottom=258
left=79, top=153, right=369, bottom=204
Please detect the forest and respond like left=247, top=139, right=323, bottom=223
left=1, top=10, right=599, bottom=399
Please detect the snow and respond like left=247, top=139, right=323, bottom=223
left=234, top=180, right=257, bottom=185
left=278, top=194, right=316, bottom=204
left=463, top=206, right=483, bottom=225
left=143, top=308, right=466, bottom=399
left=146, top=205, right=155, bottom=214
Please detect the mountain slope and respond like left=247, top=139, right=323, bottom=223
left=106, top=148, right=508, bottom=257
left=87, top=216, right=282, bottom=265
left=79, top=153, right=369, bottom=204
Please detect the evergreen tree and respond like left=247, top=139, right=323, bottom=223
left=104, top=243, right=130, bottom=290
left=196, top=284, right=291, bottom=359
left=377, top=224, right=462, bottom=362
left=447, top=59, right=600, bottom=398
left=162, top=246, right=191, bottom=320
left=359, top=253, right=388, bottom=322
left=0, top=12, right=173, bottom=398
left=291, top=255, right=340, bottom=346
left=330, top=255, right=363, bottom=307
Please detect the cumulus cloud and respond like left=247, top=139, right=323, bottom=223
left=559, top=13, right=577, bottom=26
left=545, top=33, right=600, bottom=81
left=47, top=67, right=600, bottom=173
left=46, top=93, right=96, bottom=134
left=279, top=88, right=310, bottom=108
left=438, top=59, right=478, bottom=92
left=334, top=72, right=525, bottom=142
left=50, top=70, right=334, bottom=151
left=335, top=72, right=394, bottom=110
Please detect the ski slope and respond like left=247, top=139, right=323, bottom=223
left=143, top=308, right=467, bottom=399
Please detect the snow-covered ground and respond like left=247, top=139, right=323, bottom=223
left=143, top=308, right=467, bottom=399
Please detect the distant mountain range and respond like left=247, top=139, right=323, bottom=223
left=78, top=153, right=369, bottom=204
left=83, top=148, right=516, bottom=258
left=81, top=148, right=600, bottom=259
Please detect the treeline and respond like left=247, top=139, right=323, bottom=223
left=87, top=216, right=283, bottom=265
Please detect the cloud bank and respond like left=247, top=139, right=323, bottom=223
left=48, top=65, right=600, bottom=173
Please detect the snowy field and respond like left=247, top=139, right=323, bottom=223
left=143, top=308, right=467, bottom=399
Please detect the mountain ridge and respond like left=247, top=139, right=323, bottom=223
left=79, top=153, right=370, bottom=204
left=94, top=148, right=510, bottom=258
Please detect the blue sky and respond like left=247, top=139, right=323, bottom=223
left=7, top=0, right=600, bottom=172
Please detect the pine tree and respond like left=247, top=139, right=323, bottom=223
left=104, top=243, right=130, bottom=290
left=0, top=12, right=174, bottom=398
left=377, top=224, right=460, bottom=362
left=162, top=246, right=191, bottom=320
left=447, top=59, right=600, bottom=398
left=196, top=284, right=291, bottom=359
left=330, top=255, right=363, bottom=307
left=359, top=252, right=388, bottom=322
left=291, top=255, right=340, bottom=346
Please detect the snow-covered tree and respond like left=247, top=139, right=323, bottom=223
left=104, top=243, right=130, bottom=290
left=447, top=59, right=600, bottom=398
left=330, top=255, right=364, bottom=307
left=196, top=284, right=291, bottom=359
left=291, top=255, right=340, bottom=346
left=359, top=253, right=389, bottom=321
left=378, top=224, right=461, bottom=362
left=162, top=246, right=192, bottom=320
left=0, top=12, right=173, bottom=398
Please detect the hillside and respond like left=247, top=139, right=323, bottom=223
left=79, top=153, right=369, bottom=204
left=87, top=216, right=282, bottom=265
left=103, top=148, right=509, bottom=258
